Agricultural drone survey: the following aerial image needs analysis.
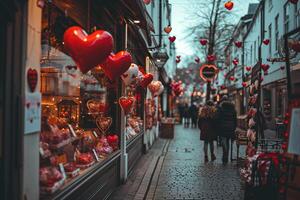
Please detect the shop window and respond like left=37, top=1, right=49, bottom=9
left=284, top=2, right=290, bottom=34
left=39, top=5, right=121, bottom=197
left=263, top=88, right=272, bottom=122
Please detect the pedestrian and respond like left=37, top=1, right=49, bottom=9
left=183, top=103, right=190, bottom=127
left=198, top=100, right=217, bottom=162
left=217, top=95, right=237, bottom=164
left=189, top=102, right=198, bottom=128
left=178, top=103, right=184, bottom=124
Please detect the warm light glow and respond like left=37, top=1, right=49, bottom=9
left=74, top=30, right=78, bottom=35
left=83, top=38, right=87, bottom=42
left=96, top=34, right=100, bottom=38
left=133, top=20, right=141, bottom=24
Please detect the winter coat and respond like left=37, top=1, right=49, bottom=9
left=217, top=101, right=237, bottom=139
left=198, top=105, right=217, bottom=141
left=189, top=104, right=198, bottom=119
left=183, top=106, right=190, bottom=118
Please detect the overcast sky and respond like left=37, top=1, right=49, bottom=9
left=169, top=0, right=259, bottom=64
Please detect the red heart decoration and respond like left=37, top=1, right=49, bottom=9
left=176, top=55, right=181, bottom=59
left=195, top=57, right=200, bottom=63
left=263, top=39, right=270, bottom=45
left=224, top=1, right=234, bottom=10
left=230, top=76, right=235, bottom=81
left=242, top=82, right=247, bottom=88
left=289, top=0, right=298, bottom=4
left=234, top=41, right=242, bottom=48
left=101, top=51, right=132, bottom=81
left=261, top=64, right=270, bottom=72
left=119, top=96, right=135, bottom=115
left=232, top=58, right=239, bottom=66
left=200, top=39, right=208, bottom=46
left=148, top=81, right=162, bottom=96
left=169, top=36, right=176, bottom=43
left=164, top=26, right=172, bottom=34
left=140, top=73, right=153, bottom=88
left=27, top=68, right=38, bottom=92
left=245, top=66, right=252, bottom=71
left=207, top=54, right=216, bottom=62
left=176, top=59, right=181, bottom=63
left=96, top=116, right=112, bottom=133
left=143, top=0, right=151, bottom=5
left=280, top=66, right=285, bottom=71
left=63, top=26, right=114, bottom=74
left=221, top=85, right=226, bottom=90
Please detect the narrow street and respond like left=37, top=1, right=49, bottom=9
left=111, top=125, right=244, bottom=200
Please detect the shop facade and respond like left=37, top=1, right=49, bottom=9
left=0, top=1, right=174, bottom=200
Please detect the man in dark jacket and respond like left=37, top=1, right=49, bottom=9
left=217, top=95, right=237, bottom=164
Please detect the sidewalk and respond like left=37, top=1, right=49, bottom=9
left=111, top=125, right=244, bottom=200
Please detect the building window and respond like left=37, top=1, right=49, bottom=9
left=294, top=3, right=299, bottom=28
left=284, top=2, right=290, bottom=33
left=268, top=23, right=272, bottom=56
left=275, top=15, right=279, bottom=51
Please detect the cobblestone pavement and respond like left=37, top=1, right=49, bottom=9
left=153, top=125, right=244, bottom=200
left=111, top=125, right=245, bottom=200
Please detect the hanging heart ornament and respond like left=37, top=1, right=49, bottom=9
left=139, top=73, right=154, bottom=88
left=101, top=51, right=132, bottom=81
left=121, top=63, right=139, bottom=86
left=148, top=81, right=164, bottom=97
left=63, top=26, right=114, bottom=74
left=87, top=99, right=108, bottom=115
left=96, top=116, right=112, bottom=134
left=119, top=96, right=135, bottom=115
left=27, top=68, right=38, bottom=93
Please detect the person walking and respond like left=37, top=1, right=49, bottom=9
left=183, top=103, right=190, bottom=127
left=198, top=100, right=217, bottom=162
left=189, top=102, right=198, bottom=128
left=217, top=95, right=237, bottom=164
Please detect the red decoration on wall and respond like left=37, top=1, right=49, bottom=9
left=224, top=1, right=234, bottom=10
left=261, top=64, right=270, bottom=72
left=263, top=39, right=270, bottom=45
left=168, top=36, right=176, bottom=43
left=234, top=41, right=242, bottom=48
left=27, top=68, right=38, bottom=93
left=245, top=66, right=252, bottom=72
left=100, top=51, right=132, bottom=81
left=200, top=39, right=208, bottom=46
left=63, top=26, right=114, bottom=74
left=232, top=58, right=239, bottom=66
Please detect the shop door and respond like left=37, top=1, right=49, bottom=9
left=0, top=1, right=27, bottom=200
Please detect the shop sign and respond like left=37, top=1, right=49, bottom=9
left=24, top=92, right=41, bottom=134
left=199, top=64, right=219, bottom=82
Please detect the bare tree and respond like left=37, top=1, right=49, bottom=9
left=183, top=0, right=235, bottom=100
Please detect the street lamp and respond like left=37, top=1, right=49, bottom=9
left=153, top=51, right=169, bottom=68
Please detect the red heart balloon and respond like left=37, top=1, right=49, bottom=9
left=119, top=96, right=135, bottom=115
left=176, top=59, right=181, bottom=63
left=245, top=66, right=252, bottom=71
left=242, top=82, right=247, bottom=88
left=230, top=76, right=235, bottom=81
left=169, top=36, right=176, bottom=43
left=101, top=51, right=132, bottom=81
left=232, top=58, right=239, bottom=66
left=107, top=135, right=118, bottom=144
left=176, top=55, right=181, bottom=59
left=140, top=73, right=154, bottom=88
left=234, top=41, right=242, bottom=48
left=27, top=68, right=38, bottom=92
left=263, top=39, right=270, bottom=45
left=200, top=39, right=208, bottom=46
left=63, top=26, right=114, bottom=74
left=164, top=26, right=172, bottom=34
left=207, top=54, right=216, bottom=62
left=224, top=1, right=234, bottom=10
left=261, top=64, right=270, bottom=71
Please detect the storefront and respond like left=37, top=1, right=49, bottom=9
left=2, top=1, right=160, bottom=200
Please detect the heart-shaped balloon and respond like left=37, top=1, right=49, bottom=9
left=224, top=1, right=234, bottom=10
left=27, top=68, right=38, bottom=93
left=242, top=82, right=247, bottom=88
left=169, top=36, right=176, bottom=43
left=261, top=64, right=270, bottom=72
left=176, top=58, right=181, bottom=63
left=119, top=96, right=135, bottom=115
left=154, top=84, right=164, bottom=97
left=101, top=51, right=132, bottom=81
left=230, top=76, right=235, bottom=81
left=63, top=26, right=114, bottom=74
left=96, top=116, right=112, bottom=133
left=232, top=58, right=239, bottom=66
left=200, top=39, right=208, bottom=46
left=148, top=81, right=162, bottom=96
left=207, top=54, right=216, bottom=62
left=234, top=41, right=242, bottom=48
left=245, top=66, right=252, bottom=72
left=263, top=39, right=270, bottom=45
left=121, top=63, right=139, bottom=86
left=280, top=66, right=285, bottom=71
left=164, top=26, right=172, bottom=34
left=139, top=73, right=154, bottom=88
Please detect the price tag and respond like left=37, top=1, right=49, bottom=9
left=68, top=124, right=77, bottom=137
left=93, top=131, right=98, bottom=138
left=92, top=149, right=100, bottom=162
left=59, top=163, right=67, bottom=179
left=39, top=147, right=45, bottom=156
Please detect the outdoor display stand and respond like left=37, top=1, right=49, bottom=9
left=159, top=118, right=175, bottom=139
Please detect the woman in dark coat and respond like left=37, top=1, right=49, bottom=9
left=198, top=101, right=217, bottom=162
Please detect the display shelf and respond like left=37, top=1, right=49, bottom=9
left=40, top=150, right=120, bottom=200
